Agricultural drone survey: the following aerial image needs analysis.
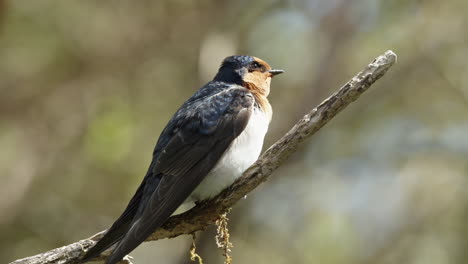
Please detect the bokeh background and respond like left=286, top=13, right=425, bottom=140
left=2, top=0, right=468, bottom=263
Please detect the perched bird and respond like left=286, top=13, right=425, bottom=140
left=81, top=55, right=283, bottom=264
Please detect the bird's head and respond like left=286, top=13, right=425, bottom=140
left=214, top=55, right=284, bottom=96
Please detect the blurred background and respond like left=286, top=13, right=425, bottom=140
left=2, top=0, right=468, bottom=263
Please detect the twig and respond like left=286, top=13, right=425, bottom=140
left=9, top=50, right=397, bottom=264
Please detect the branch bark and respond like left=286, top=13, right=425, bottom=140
left=10, top=50, right=397, bottom=264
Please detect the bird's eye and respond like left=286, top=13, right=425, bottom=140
left=249, top=61, right=262, bottom=72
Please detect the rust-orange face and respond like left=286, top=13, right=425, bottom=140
left=246, top=57, right=284, bottom=78
left=214, top=55, right=284, bottom=97
left=241, top=57, right=284, bottom=97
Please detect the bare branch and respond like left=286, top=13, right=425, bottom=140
left=10, top=50, right=397, bottom=264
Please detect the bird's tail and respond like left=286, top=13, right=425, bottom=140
left=81, top=224, right=128, bottom=263
left=80, top=182, right=146, bottom=263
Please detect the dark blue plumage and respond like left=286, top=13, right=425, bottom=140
left=81, top=55, right=282, bottom=264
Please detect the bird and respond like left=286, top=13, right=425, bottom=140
left=81, top=55, right=284, bottom=264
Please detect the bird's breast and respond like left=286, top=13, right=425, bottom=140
left=189, top=108, right=270, bottom=201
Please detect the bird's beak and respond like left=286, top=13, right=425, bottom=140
left=268, top=69, right=285, bottom=77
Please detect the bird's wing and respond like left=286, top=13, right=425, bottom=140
left=105, top=86, right=254, bottom=264
left=80, top=83, right=239, bottom=263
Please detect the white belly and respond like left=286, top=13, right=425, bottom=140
left=189, top=109, right=269, bottom=202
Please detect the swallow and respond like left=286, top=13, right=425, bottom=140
left=81, top=55, right=283, bottom=264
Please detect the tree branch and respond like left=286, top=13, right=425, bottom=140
left=10, top=50, right=397, bottom=264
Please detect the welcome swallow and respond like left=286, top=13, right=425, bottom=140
left=81, top=55, right=284, bottom=264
